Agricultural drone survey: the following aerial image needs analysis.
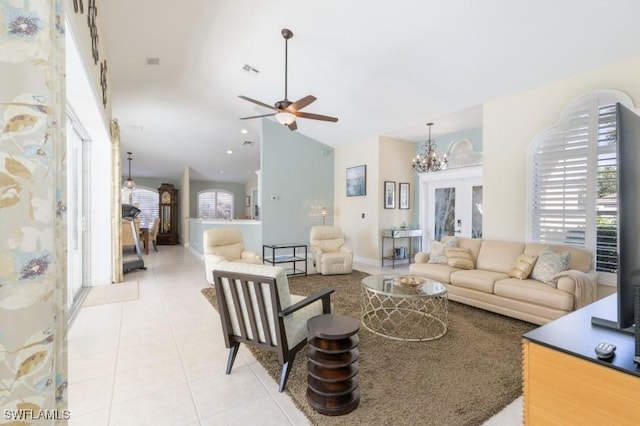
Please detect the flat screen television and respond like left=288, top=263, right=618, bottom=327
left=592, top=103, right=640, bottom=333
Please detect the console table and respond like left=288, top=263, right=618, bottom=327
left=381, top=229, right=422, bottom=268
left=522, top=294, right=640, bottom=424
left=262, top=243, right=308, bottom=276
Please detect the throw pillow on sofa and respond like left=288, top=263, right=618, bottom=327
left=509, top=254, right=538, bottom=280
left=445, top=247, right=474, bottom=269
left=428, top=238, right=458, bottom=264
left=530, top=247, right=570, bottom=286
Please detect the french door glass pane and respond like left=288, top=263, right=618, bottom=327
left=472, top=186, right=483, bottom=238
left=434, top=187, right=455, bottom=241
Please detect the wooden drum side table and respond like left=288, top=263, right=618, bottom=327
left=306, top=314, right=360, bottom=416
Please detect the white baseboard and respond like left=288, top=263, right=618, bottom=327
left=353, top=256, right=380, bottom=267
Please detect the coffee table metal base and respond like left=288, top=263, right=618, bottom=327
left=361, top=287, right=448, bottom=341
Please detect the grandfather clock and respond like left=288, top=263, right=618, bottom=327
left=157, top=183, right=179, bottom=245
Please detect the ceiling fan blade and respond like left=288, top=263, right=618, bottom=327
left=286, top=95, right=316, bottom=112
left=295, top=111, right=339, bottom=122
left=238, top=95, right=279, bottom=112
left=240, top=113, right=276, bottom=120
left=286, top=121, right=298, bottom=131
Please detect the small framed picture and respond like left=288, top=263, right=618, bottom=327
left=245, top=195, right=251, bottom=207
left=346, top=165, right=367, bottom=196
left=384, top=181, right=396, bottom=209
left=399, top=182, right=410, bottom=209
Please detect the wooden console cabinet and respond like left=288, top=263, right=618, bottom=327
left=157, top=183, right=179, bottom=245
left=523, top=295, right=640, bottom=425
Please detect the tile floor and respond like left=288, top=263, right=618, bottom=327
left=67, top=245, right=521, bottom=425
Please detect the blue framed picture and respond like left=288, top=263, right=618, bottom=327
left=346, top=165, right=366, bottom=196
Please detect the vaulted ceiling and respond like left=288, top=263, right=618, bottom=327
left=100, top=0, right=640, bottom=183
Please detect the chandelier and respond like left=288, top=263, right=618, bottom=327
left=412, top=122, right=447, bottom=173
left=123, top=151, right=136, bottom=191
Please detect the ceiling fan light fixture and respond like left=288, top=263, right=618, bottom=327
left=275, top=112, right=296, bottom=126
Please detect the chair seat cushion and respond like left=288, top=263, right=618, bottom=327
left=284, top=295, right=326, bottom=349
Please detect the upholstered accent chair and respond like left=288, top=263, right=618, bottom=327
left=203, top=228, right=262, bottom=284
left=148, top=217, right=160, bottom=252
left=212, top=262, right=334, bottom=392
left=310, top=226, right=353, bottom=275
left=121, top=218, right=140, bottom=250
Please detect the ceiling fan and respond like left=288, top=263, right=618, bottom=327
left=239, top=28, right=338, bottom=131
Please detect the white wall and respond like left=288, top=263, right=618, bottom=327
left=483, top=56, right=640, bottom=241
left=334, top=136, right=380, bottom=264
left=379, top=136, right=417, bottom=231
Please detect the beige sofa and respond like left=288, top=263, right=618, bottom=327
left=409, top=237, right=598, bottom=325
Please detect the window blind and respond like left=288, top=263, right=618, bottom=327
left=530, top=97, right=619, bottom=273
left=122, top=186, right=159, bottom=228
left=198, top=189, right=234, bottom=220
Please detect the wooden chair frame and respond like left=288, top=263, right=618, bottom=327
left=213, top=270, right=334, bottom=392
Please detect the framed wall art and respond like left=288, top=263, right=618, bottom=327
left=399, top=182, right=410, bottom=209
left=384, top=181, right=396, bottom=209
left=346, top=165, right=366, bottom=196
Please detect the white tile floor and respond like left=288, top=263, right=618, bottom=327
left=68, top=245, right=521, bottom=425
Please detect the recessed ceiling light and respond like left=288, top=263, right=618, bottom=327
left=241, top=129, right=248, bottom=134
left=226, top=150, right=233, bottom=154
left=219, top=170, right=225, bottom=174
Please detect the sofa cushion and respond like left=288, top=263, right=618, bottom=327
left=509, top=254, right=538, bottom=280
left=445, top=247, right=474, bottom=269
left=525, top=243, right=592, bottom=273
left=409, top=262, right=460, bottom=283
left=494, top=278, right=574, bottom=311
left=428, top=238, right=457, bottom=264
left=475, top=240, right=525, bottom=274
left=450, top=269, right=508, bottom=293
left=530, top=246, right=570, bottom=286
left=448, top=237, right=483, bottom=262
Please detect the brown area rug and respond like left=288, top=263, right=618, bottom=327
left=201, top=271, right=535, bottom=426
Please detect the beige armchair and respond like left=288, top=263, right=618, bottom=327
left=310, top=226, right=353, bottom=275
left=212, top=261, right=334, bottom=392
left=203, top=228, right=262, bottom=284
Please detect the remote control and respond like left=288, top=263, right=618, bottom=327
left=595, top=342, right=616, bottom=360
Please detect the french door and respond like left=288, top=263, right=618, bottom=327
left=429, top=180, right=483, bottom=240
left=419, top=168, right=483, bottom=246
left=66, top=115, right=89, bottom=315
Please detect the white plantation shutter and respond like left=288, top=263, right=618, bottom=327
left=198, top=189, right=234, bottom=220
left=529, top=91, right=626, bottom=274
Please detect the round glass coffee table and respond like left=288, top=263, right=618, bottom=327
left=361, top=275, right=448, bottom=341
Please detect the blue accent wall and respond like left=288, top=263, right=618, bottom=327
left=261, top=119, right=335, bottom=246
left=439, top=127, right=483, bottom=151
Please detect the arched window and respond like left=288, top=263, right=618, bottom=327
left=198, top=189, right=234, bottom=220
left=528, top=90, right=634, bottom=276
left=122, top=185, right=159, bottom=228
